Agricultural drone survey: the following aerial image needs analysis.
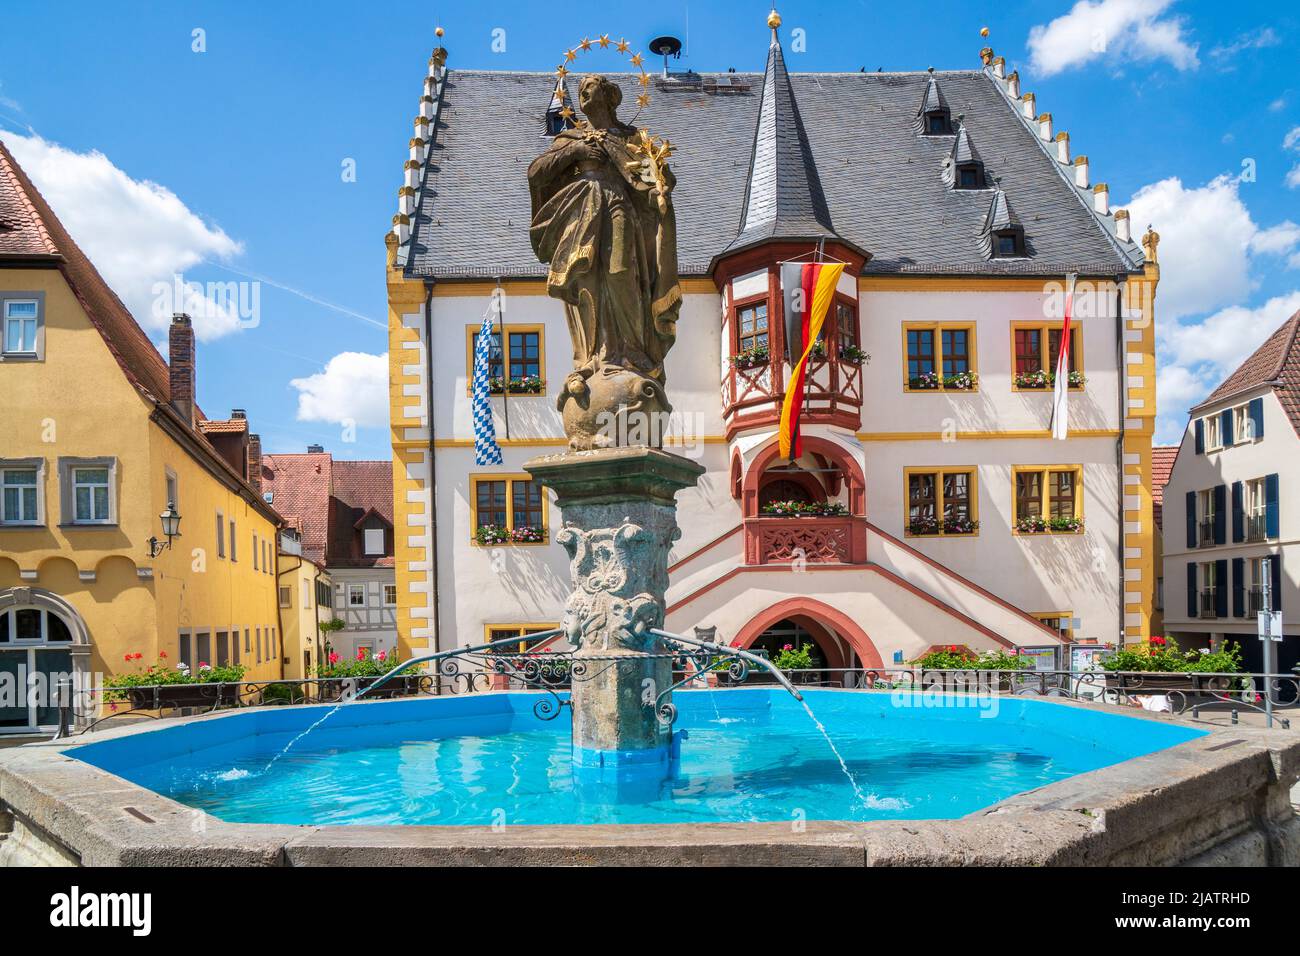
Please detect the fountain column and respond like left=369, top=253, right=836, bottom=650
left=525, top=447, right=703, bottom=768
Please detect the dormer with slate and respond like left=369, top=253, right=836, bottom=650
left=915, top=73, right=952, bottom=136
left=943, top=123, right=987, bottom=190
left=980, top=189, right=1025, bottom=258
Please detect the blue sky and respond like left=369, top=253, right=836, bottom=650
left=1, top=0, right=1297, bottom=455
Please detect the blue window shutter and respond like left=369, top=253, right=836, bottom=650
left=1248, top=397, right=1265, bottom=440
left=1194, top=419, right=1205, bottom=454
left=1186, top=491, right=1197, bottom=548
left=1265, top=474, right=1280, bottom=539
left=1220, top=409, right=1234, bottom=446
left=1215, top=559, right=1229, bottom=618
left=1232, top=557, right=1245, bottom=618
left=1213, top=484, right=1227, bottom=545
left=1186, top=563, right=1198, bottom=618
left=1231, top=481, right=1244, bottom=543
left=1272, top=552, right=1283, bottom=613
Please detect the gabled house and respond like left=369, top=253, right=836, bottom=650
left=261, top=450, right=396, bottom=661
left=1161, top=311, right=1299, bottom=672
left=0, top=139, right=284, bottom=733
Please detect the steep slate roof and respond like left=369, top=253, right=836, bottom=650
left=1150, top=445, right=1179, bottom=530
left=404, top=61, right=1142, bottom=279
left=1194, top=311, right=1300, bottom=435
left=0, top=137, right=172, bottom=401
left=721, top=31, right=844, bottom=259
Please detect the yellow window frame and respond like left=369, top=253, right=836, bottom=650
left=484, top=622, right=561, bottom=654
left=1032, top=611, right=1074, bottom=640
left=900, top=322, right=978, bottom=392
left=469, top=472, right=549, bottom=546
left=1010, top=321, right=1085, bottom=391
left=464, top=324, right=546, bottom=395
left=1012, top=465, right=1084, bottom=534
left=902, top=467, right=979, bottom=537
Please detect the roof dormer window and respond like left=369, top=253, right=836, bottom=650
left=956, top=163, right=984, bottom=189
left=925, top=111, right=951, bottom=135
left=993, top=229, right=1024, bottom=258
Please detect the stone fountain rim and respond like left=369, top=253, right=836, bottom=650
left=2, top=689, right=1298, bottom=866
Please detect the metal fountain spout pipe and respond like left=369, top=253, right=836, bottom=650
left=351, top=629, right=564, bottom=702
left=649, top=628, right=804, bottom=703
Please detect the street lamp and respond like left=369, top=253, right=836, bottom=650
left=147, top=501, right=182, bottom=558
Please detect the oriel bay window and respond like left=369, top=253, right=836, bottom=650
left=471, top=474, right=547, bottom=545
left=813, top=299, right=863, bottom=363
left=466, top=325, right=545, bottom=394
left=1012, top=322, right=1084, bottom=390
left=1014, top=466, right=1083, bottom=534
left=905, top=468, right=978, bottom=537
left=903, top=323, right=977, bottom=391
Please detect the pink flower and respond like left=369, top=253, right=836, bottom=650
left=378, top=650, right=387, bottom=662
left=159, top=651, right=168, bottom=659
left=329, top=652, right=339, bottom=665
left=357, top=649, right=366, bottom=661
left=124, top=653, right=132, bottom=662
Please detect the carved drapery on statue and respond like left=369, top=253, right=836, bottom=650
left=528, top=75, right=682, bottom=451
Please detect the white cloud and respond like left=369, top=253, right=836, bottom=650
left=289, top=352, right=389, bottom=429
left=1209, top=27, right=1281, bottom=60
left=4, top=132, right=243, bottom=341
left=1027, top=0, right=1199, bottom=77
left=1156, top=292, right=1300, bottom=442
left=1286, top=127, right=1300, bottom=189
left=1124, top=175, right=1258, bottom=321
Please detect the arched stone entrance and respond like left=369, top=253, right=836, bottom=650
left=0, top=588, right=91, bottom=734
left=733, top=597, right=884, bottom=673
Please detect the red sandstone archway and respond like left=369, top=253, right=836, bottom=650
left=741, top=436, right=866, bottom=518
left=732, top=597, right=883, bottom=670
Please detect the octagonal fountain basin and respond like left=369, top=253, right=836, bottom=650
left=67, top=688, right=1206, bottom=827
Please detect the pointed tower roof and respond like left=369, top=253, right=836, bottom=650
left=950, top=123, right=983, bottom=167
left=717, top=14, right=848, bottom=261
left=984, top=189, right=1018, bottom=231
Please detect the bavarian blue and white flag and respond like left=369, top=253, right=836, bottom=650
left=471, top=307, right=504, bottom=466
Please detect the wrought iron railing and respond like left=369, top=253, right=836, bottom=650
left=59, top=655, right=1299, bottom=737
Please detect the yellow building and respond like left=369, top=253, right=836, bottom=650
left=0, top=139, right=284, bottom=734
left=276, top=539, right=332, bottom=683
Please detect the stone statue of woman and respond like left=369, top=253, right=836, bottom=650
left=528, top=75, right=682, bottom=450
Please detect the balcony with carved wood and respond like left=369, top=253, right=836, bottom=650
left=724, top=352, right=864, bottom=440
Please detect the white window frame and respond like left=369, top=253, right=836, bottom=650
left=57, top=457, right=117, bottom=526
left=278, top=586, right=292, bottom=608
left=0, top=459, right=44, bottom=527
left=0, top=293, right=45, bottom=360
left=302, top=578, right=312, bottom=609
left=1205, top=415, right=1222, bottom=451
left=252, top=532, right=259, bottom=570
left=216, top=511, right=226, bottom=558
left=363, top=527, right=385, bottom=556
left=348, top=584, right=366, bottom=607
left=228, top=518, right=237, bottom=562
left=383, top=584, right=397, bottom=607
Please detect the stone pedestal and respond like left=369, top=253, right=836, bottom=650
left=524, top=447, right=704, bottom=768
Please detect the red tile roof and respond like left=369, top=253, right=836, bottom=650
left=1195, top=311, right=1300, bottom=435
left=260, top=455, right=393, bottom=568
left=262, top=454, right=333, bottom=564
left=1150, top=445, right=1178, bottom=530
left=199, top=419, right=249, bottom=435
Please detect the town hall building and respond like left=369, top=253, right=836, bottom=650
left=384, top=18, right=1159, bottom=670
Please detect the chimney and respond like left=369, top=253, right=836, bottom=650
left=1093, top=183, right=1110, bottom=216
left=307, top=444, right=325, bottom=454
left=231, top=408, right=246, bottom=420
left=1037, top=112, right=1053, bottom=142
left=1021, top=92, right=1036, bottom=119
left=1055, top=131, right=1070, bottom=164
left=991, top=56, right=1006, bottom=79
left=247, top=433, right=263, bottom=492
left=1006, top=71, right=1020, bottom=99
left=1074, top=155, right=1090, bottom=189
left=1114, top=208, right=1131, bottom=243
left=168, top=314, right=196, bottom=426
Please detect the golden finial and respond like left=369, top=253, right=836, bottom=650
left=768, top=9, right=782, bottom=31
left=435, top=26, right=444, bottom=38
left=980, top=26, right=989, bottom=38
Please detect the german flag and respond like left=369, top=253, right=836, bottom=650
left=778, top=262, right=846, bottom=460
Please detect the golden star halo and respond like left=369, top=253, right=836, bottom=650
left=552, top=31, right=657, bottom=122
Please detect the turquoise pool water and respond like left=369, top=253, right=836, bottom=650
left=69, top=689, right=1205, bottom=826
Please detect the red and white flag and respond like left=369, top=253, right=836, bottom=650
left=1050, top=274, right=1078, bottom=441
